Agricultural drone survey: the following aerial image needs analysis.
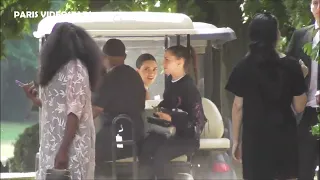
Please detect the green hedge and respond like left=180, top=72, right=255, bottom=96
left=8, top=123, right=39, bottom=172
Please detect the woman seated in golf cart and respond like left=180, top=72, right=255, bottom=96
left=139, top=45, right=207, bottom=180
left=135, top=53, right=158, bottom=100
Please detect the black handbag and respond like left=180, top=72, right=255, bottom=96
left=45, top=169, right=71, bottom=180
left=147, top=116, right=172, bottom=127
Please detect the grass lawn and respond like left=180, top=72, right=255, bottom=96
left=0, top=121, right=36, bottom=162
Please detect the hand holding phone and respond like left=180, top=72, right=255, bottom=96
left=17, top=80, right=38, bottom=98
left=15, top=80, right=26, bottom=87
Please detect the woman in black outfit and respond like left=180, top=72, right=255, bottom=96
left=138, top=45, right=207, bottom=180
left=225, top=13, right=308, bottom=180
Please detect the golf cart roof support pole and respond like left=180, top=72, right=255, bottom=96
left=211, top=45, right=222, bottom=111
left=164, top=35, right=169, bottom=88
left=186, top=34, right=196, bottom=84
left=187, top=34, right=190, bottom=47
left=204, top=40, right=213, bottom=99
left=177, top=35, right=180, bottom=45
left=164, top=35, right=168, bottom=49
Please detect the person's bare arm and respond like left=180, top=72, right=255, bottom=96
left=293, top=93, right=307, bottom=113
left=145, top=90, right=150, bottom=100
left=31, top=98, right=42, bottom=107
left=92, top=106, right=104, bottom=119
left=22, top=83, right=42, bottom=107
left=59, top=113, right=79, bottom=150
left=232, top=96, right=243, bottom=143
left=291, top=60, right=308, bottom=113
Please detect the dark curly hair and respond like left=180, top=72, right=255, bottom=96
left=38, top=22, right=102, bottom=91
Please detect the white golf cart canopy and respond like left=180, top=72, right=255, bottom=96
left=33, top=12, right=236, bottom=46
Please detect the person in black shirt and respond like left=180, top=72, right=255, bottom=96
left=225, top=13, right=308, bottom=180
left=93, top=39, right=146, bottom=168
left=138, top=45, right=206, bottom=180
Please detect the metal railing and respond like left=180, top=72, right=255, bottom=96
left=111, top=114, right=138, bottom=180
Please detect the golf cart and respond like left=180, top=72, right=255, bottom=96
left=34, top=12, right=237, bottom=179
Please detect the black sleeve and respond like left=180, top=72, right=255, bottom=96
left=158, top=98, right=169, bottom=109
left=225, top=62, right=247, bottom=97
left=136, top=73, right=147, bottom=111
left=291, top=60, right=307, bottom=96
left=92, top=74, right=112, bottom=109
left=171, top=84, right=206, bottom=137
left=158, top=100, right=165, bottom=108
left=286, top=30, right=299, bottom=58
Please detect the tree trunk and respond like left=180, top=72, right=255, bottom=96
left=193, top=0, right=249, bottom=119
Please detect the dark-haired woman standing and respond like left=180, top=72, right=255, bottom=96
left=226, top=13, right=308, bottom=180
left=23, top=22, right=102, bottom=180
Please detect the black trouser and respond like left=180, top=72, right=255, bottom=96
left=298, top=107, right=319, bottom=180
left=138, top=133, right=199, bottom=180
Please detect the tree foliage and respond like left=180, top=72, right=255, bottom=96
left=241, top=0, right=314, bottom=52
left=0, top=0, right=89, bottom=60
left=98, top=0, right=203, bottom=19
left=8, top=123, right=39, bottom=172
left=0, top=0, right=204, bottom=61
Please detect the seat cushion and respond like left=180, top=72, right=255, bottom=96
left=115, top=138, right=230, bottom=163
left=200, top=98, right=224, bottom=139
left=115, top=155, right=188, bottom=163
left=199, top=138, right=230, bottom=150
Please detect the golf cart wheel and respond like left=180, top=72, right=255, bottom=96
left=174, top=173, right=194, bottom=180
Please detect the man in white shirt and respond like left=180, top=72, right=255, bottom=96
left=286, top=0, right=319, bottom=179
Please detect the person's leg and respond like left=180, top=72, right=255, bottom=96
left=152, top=137, right=198, bottom=180
left=298, top=107, right=318, bottom=180
left=138, top=133, right=167, bottom=179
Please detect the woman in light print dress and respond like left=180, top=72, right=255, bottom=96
left=22, top=22, right=102, bottom=179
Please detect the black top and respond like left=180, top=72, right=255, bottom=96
left=225, top=55, right=307, bottom=179
left=158, top=75, right=206, bottom=139
left=93, top=64, right=146, bottom=118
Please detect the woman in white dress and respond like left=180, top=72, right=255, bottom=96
left=22, top=22, right=102, bottom=179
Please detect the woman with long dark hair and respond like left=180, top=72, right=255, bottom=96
left=225, top=13, right=308, bottom=180
left=23, top=22, right=102, bottom=179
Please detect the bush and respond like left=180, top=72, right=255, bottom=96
left=1, top=161, right=8, bottom=172
left=8, top=123, right=39, bottom=172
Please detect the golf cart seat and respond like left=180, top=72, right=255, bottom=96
left=114, top=98, right=230, bottom=163
left=199, top=98, right=230, bottom=151
left=115, top=155, right=188, bottom=163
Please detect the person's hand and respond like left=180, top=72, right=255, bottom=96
left=299, top=59, right=309, bottom=78
left=232, top=141, right=242, bottom=163
left=54, top=148, right=68, bottom=169
left=315, top=90, right=320, bottom=106
left=155, top=112, right=172, bottom=121
left=21, top=81, right=38, bottom=100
